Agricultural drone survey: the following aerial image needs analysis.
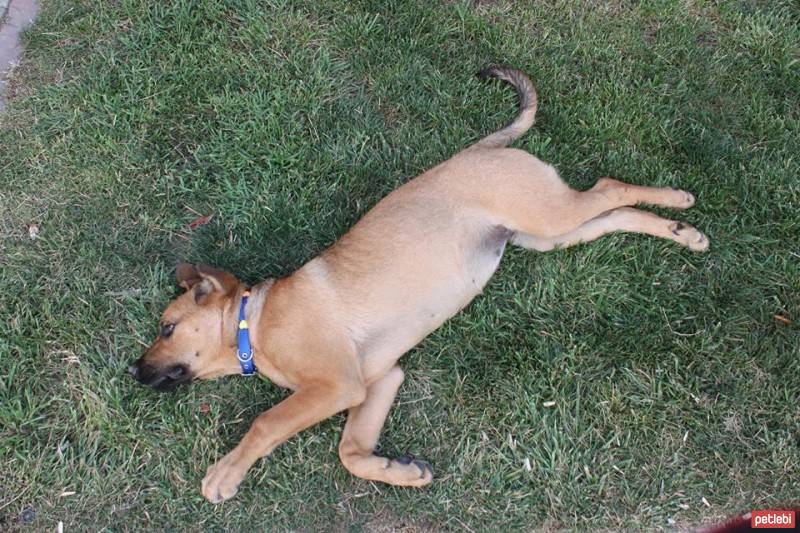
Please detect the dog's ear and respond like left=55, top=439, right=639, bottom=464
left=176, top=263, right=202, bottom=290
left=176, top=263, right=239, bottom=305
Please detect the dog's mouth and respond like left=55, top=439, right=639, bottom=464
left=129, top=362, right=193, bottom=391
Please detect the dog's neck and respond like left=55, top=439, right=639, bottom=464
left=219, top=279, right=275, bottom=376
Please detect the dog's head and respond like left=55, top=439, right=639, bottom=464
left=129, top=263, right=243, bottom=391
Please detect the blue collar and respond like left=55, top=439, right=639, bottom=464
left=237, top=290, right=256, bottom=376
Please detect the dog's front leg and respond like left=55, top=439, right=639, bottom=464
left=202, top=384, right=365, bottom=503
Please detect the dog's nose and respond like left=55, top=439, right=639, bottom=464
left=166, top=364, right=186, bottom=379
left=128, top=361, right=140, bottom=378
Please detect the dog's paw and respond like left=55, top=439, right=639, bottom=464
left=669, top=221, right=709, bottom=252
left=665, top=189, right=696, bottom=210
left=201, top=454, right=246, bottom=504
left=385, top=455, right=434, bottom=487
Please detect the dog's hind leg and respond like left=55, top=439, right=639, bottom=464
left=483, top=158, right=699, bottom=240
left=338, top=366, right=433, bottom=487
left=511, top=207, right=709, bottom=252
left=588, top=177, right=696, bottom=210
left=545, top=180, right=695, bottom=239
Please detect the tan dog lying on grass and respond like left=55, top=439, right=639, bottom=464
left=129, top=67, right=709, bottom=503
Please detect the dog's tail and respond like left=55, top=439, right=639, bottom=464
left=473, top=67, right=537, bottom=149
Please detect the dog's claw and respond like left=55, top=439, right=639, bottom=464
left=411, top=459, right=433, bottom=478
left=387, top=455, right=434, bottom=484
left=394, top=455, right=432, bottom=476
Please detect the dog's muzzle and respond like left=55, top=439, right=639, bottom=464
left=129, top=359, right=192, bottom=391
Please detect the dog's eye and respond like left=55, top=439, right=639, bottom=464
left=160, top=323, right=176, bottom=338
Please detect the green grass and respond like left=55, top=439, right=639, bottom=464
left=1, top=0, right=798, bottom=530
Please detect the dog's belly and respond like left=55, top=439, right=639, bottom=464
left=347, top=224, right=512, bottom=382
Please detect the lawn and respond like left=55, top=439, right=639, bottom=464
left=1, top=0, right=798, bottom=530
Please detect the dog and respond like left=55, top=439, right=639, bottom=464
left=129, top=67, right=709, bottom=503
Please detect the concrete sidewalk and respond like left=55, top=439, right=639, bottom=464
left=0, top=0, right=39, bottom=111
